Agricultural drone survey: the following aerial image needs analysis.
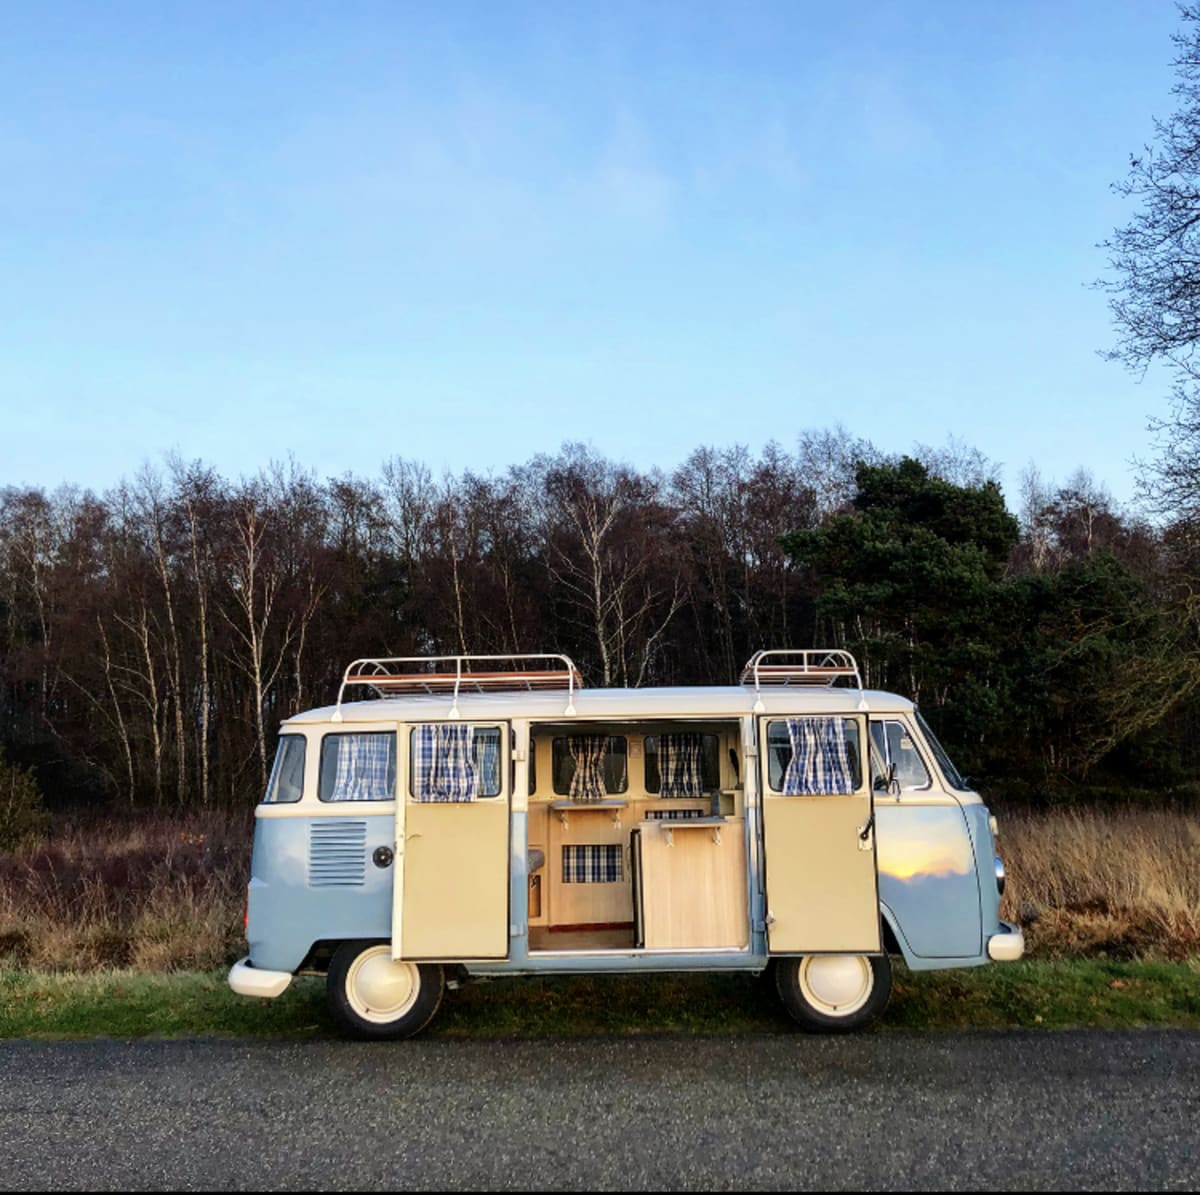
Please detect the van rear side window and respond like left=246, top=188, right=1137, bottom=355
left=264, top=734, right=305, bottom=804
left=319, top=732, right=397, bottom=802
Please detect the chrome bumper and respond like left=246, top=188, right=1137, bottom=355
left=228, top=957, right=293, bottom=999
left=986, top=921, right=1025, bottom=962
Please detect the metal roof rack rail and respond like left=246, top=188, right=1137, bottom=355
left=332, top=653, right=583, bottom=721
left=741, top=649, right=867, bottom=712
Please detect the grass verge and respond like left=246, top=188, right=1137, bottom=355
left=2, top=960, right=1198, bottom=1040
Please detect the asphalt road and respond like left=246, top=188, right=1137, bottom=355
left=2, top=1031, right=1198, bottom=1191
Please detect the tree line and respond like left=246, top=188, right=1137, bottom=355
left=3, top=430, right=1196, bottom=812
left=14, top=9, right=1200, bottom=816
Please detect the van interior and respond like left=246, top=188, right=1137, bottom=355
left=525, top=720, right=748, bottom=954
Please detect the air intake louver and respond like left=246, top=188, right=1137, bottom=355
left=308, top=821, right=367, bottom=887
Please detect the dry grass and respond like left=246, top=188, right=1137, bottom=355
left=0, top=807, right=1197, bottom=972
left=1000, top=807, right=1200, bottom=960
left=0, top=810, right=251, bottom=972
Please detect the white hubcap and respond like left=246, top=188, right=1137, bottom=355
left=798, top=955, right=874, bottom=1017
left=346, top=947, right=420, bottom=1024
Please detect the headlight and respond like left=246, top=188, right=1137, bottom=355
left=994, top=855, right=1006, bottom=896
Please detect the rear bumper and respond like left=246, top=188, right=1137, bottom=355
left=986, top=921, right=1025, bottom=962
left=229, top=957, right=293, bottom=999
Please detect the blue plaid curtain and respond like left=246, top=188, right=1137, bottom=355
left=782, top=717, right=855, bottom=795
left=413, top=724, right=478, bottom=803
left=646, top=807, right=705, bottom=820
left=658, top=733, right=705, bottom=798
left=474, top=730, right=501, bottom=797
left=330, top=733, right=394, bottom=801
left=568, top=735, right=608, bottom=801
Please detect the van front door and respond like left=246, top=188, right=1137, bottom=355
left=759, top=714, right=880, bottom=954
left=393, top=721, right=510, bottom=961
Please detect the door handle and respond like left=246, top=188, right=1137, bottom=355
left=858, top=814, right=875, bottom=851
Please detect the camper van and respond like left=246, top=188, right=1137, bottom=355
left=229, top=651, right=1022, bottom=1038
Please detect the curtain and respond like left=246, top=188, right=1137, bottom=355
left=330, top=733, right=394, bottom=801
left=658, top=732, right=705, bottom=798
left=413, top=724, right=478, bottom=803
left=782, top=717, right=855, bottom=795
left=568, top=735, right=608, bottom=801
left=475, top=729, right=501, bottom=797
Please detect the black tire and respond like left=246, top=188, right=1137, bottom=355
left=326, top=940, right=445, bottom=1041
left=774, top=952, right=892, bottom=1034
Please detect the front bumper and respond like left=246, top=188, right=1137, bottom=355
left=986, top=921, right=1025, bottom=962
left=229, top=957, right=293, bottom=999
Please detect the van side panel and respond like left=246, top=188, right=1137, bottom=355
left=874, top=804, right=982, bottom=959
left=247, top=814, right=393, bottom=974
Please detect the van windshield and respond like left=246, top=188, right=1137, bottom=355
left=915, top=711, right=970, bottom=792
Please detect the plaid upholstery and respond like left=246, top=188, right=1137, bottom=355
left=413, top=724, right=478, bottom=803
left=328, top=733, right=395, bottom=801
left=782, top=717, right=856, bottom=795
left=562, top=844, right=623, bottom=883
left=645, top=808, right=706, bottom=820
left=657, top=732, right=705, bottom=798
left=568, top=735, right=608, bottom=801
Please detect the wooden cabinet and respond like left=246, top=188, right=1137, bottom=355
left=638, top=817, right=749, bottom=950
left=547, top=800, right=633, bottom=928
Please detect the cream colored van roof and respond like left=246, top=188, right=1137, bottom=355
left=284, top=684, right=914, bottom=726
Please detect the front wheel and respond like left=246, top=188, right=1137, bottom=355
left=774, top=953, right=892, bottom=1034
left=326, top=940, right=445, bottom=1040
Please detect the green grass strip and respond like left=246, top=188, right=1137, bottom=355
left=1, top=960, right=1198, bottom=1040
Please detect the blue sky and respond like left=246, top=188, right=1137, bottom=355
left=0, top=0, right=1185, bottom=509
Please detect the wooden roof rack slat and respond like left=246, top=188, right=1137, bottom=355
left=333, top=654, right=582, bottom=720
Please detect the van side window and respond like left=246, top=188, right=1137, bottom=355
left=552, top=736, right=628, bottom=798
left=766, top=718, right=861, bottom=794
left=869, top=720, right=931, bottom=791
left=319, top=732, right=397, bottom=802
left=264, top=734, right=305, bottom=803
left=644, top=733, right=720, bottom=796
left=409, top=724, right=503, bottom=801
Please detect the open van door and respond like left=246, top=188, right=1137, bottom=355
left=759, top=714, right=880, bottom=954
left=393, top=721, right=510, bottom=961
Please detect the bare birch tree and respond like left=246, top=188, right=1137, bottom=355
left=222, top=485, right=296, bottom=792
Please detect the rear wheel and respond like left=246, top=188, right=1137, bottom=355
left=774, top=953, right=892, bottom=1033
left=326, top=940, right=445, bottom=1040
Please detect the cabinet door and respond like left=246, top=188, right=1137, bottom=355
left=394, top=722, right=510, bottom=961
left=759, top=715, right=880, bottom=954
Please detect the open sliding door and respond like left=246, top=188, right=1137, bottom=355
left=393, top=721, right=510, bottom=961
left=759, top=714, right=880, bottom=954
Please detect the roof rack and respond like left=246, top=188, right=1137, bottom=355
left=741, top=649, right=867, bottom=712
left=332, top=654, right=583, bottom=721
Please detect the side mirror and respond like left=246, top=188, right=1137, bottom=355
left=874, top=761, right=898, bottom=795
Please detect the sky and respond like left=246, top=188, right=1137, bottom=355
left=0, top=0, right=1187, bottom=510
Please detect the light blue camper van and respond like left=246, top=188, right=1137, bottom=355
left=229, top=652, right=1023, bottom=1038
